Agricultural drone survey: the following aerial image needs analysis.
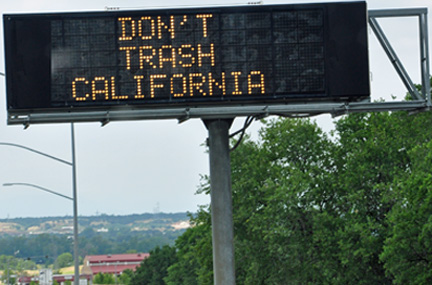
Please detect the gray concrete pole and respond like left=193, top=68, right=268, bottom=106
left=204, top=119, right=236, bottom=285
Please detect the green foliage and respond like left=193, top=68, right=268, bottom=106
left=55, top=252, right=73, bottom=268
left=93, top=273, right=104, bottom=284
left=119, top=269, right=134, bottom=284
left=381, top=140, right=432, bottom=283
left=230, top=118, right=339, bottom=284
left=0, top=229, right=181, bottom=264
left=0, top=234, right=71, bottom=264
left=0, top=267, right=15, bottom=284
left=93, top=273, right=115, bottom=284
left=131, top=245, right=177, bottom=285
left=0, top=255, right=37, bottom=272
left=163, top=89, right=432, bottom=284
left=165, top=211, right=213, bottom=284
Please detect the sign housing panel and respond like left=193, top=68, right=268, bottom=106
left=4, top=1, right=369, bottom=123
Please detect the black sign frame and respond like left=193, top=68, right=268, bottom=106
left=4, top=1, right=370, bottom=123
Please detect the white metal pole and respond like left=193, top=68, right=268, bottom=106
left=71, top=123, right=80, bottom=285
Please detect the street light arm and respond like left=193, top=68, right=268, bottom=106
left=0, top=142, right=72, bottom=166
left=1, top=125, right=80, bottom=285
left=3, top=183, right=73, bottom=201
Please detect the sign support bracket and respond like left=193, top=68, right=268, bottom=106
left=368, top=8, right=431, bottom=106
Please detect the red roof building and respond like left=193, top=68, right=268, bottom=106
left=53, top=274, right=92, bottom=284
left=18, top=274, right=92, bottom=285
left=17, top=276, right=38, bottom=285
left=81, top=253, right=149, bottom=276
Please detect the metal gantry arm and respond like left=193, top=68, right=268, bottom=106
left=369, top=8, right=431, bottom=105
left=420, top=11, right=431, bottom=104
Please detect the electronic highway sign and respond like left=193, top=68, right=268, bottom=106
left=4, top=1, right=369, bottom=123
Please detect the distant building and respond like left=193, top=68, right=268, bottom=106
left=17, top=274, right=92, bottom=285
left=17, top=276, right=38, bottom=285
left=53, top=274, right=92, bottom=285
left=81, top=253, right=150, bottom=276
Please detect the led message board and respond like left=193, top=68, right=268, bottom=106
left=4, top=1, right=369, bottom=122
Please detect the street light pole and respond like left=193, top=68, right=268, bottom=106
left=3, top=182, right=79, bottom=284
left=71, top=123, right=80, bottom=285
left=0, top=123, right=80, bottom=285
left=3, top=183, right=79, bottom=281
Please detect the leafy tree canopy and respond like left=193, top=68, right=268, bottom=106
left=131, top=246, right=177, bottom=285
left=55, top=252, right=73, bottom=269
left=164, top=81, right=432, bottom=284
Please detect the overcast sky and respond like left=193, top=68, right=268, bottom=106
left=0, top=0, right=430, bottom=218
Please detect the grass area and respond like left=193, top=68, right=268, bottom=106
left=0, top=265, right=83, bottom=278
left=59, top=265, right=75, bottom=275
left=0, top=269, right=39, bottom=275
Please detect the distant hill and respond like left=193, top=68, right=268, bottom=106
left=0, top=213, right=192, bottom=263
left=0, top=212, right=191, bottom=236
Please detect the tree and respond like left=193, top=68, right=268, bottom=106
left=380, top=113, right=432, bottom=283
left=1, top=268, right=16, bottom=285
left=229, top=118, right=339, bottom=283
left=163, top=80, right=432, bottom=283
left=93, top=273, right=104, bottom=284
left=327, top=111, right=406, bottom=284
left=93, top=273, right=115, bottom=284
left=130, top=245, right=177, bottom=285
left=119, top=269, right=134, bottom=285
left=55, top=252, right=73, bottom=269
left=166, top=118, right=341, bottom=283
left=0, top=254, right=37, bottom=283
left=165, top=211, right=213, bottom=284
